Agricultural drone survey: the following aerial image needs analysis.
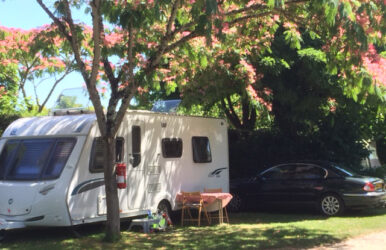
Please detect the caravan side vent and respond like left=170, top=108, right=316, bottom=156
left=10, top=128, right=17, bottom=135
left=74, top=120, right=89, bottom=133
left=51, top=108, right=94, bottom=116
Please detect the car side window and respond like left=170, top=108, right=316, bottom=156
left=262, top=165, right=296, bottom=180
left=293, top=164, right=326, bottom=179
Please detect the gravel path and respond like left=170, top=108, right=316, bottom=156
left=311, top=230, right=386, bottom=250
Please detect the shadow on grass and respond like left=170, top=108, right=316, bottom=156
left=0, top=223, right=340, bottom=250
left=1, top=208, right=385, bottom=249
left=229, top=206, right=326, bottom=224
left=117, top=225, right=341, bottom=249
left=1, top=223, right=105, bottom=246
left=342, top=208, right=386, bottom=217
left=230, top=206, right=386, bottom=224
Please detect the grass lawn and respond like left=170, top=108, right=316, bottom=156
left=1, top=208, right=386, bottom=250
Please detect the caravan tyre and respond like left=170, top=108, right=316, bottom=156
left=157, top=200, right=173, bottom=224
left=157, top=200, right=172, bottom=217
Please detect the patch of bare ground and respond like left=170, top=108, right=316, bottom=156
left=309, top=230, right=386, bottom=250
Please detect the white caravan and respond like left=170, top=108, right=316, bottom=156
left=0, top=110, right=229, bottom=231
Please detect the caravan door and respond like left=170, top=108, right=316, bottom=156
left=126, top=122, right=146, bottom=210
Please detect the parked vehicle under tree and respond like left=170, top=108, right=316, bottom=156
left=229, top=161, right=386, bottom=216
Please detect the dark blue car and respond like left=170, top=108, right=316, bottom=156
left=229, top=161, right=386, bottom=216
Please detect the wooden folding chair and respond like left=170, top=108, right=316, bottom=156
left=204, top=188, right=229, bottom=224
left=180, top=191, right=211, bottom=226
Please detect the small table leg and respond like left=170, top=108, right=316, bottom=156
left=218, top=199, right=223, bottom=224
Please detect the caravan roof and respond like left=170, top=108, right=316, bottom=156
left=2, top=114, right=96, bottom=137
left=2, top=109, right=225, bottom=138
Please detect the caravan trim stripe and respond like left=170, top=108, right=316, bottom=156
left=71, top=178, right=105, bottom=196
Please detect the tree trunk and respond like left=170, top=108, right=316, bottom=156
left=102, top=135, right=121, bottom=242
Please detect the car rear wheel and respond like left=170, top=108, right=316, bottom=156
left=320, top=194, right=344, bottom=216
left=228, top=193, right=244, bottom=212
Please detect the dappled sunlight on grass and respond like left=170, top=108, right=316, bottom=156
left=1, top=208, right=386, bottom=249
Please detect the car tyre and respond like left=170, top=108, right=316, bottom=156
left=320, top=193, right=344, bottom=216
left=228, top=193, right=244, bottom=212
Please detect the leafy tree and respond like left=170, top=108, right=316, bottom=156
left=181, top=51, right=272, bottom=129
left=34, top=0, right=384, bottom=241
left=0, top=25, right=75, bottom=112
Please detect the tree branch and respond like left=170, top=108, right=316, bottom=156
left=38, top=0, right=107, bottom=133
left=221, top=97, right=242, bottom=129
left=227, top=11, right=273, bottom=27
left=146, top=0, right=181, bottom=74
left=36, top=0, right=73, bottom=42
left=225, top=0, right=310, bottom=17
left=89, top=0, right=103, bottom=87
left=103, top=58, right=118, bottom=92
left=39, top=64, right=75, bottom=112
left=126, top=20, right=135, bottom=84
left=145, top=29, right=200, bottom=75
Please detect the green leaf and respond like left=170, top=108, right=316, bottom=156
left=324, top=0, right=339, bottom=26
left=374, top=85, right=383, bottom=100
left=199, top=55, right=208, bottom=68
left=298, top=48, right=327, bottom=63
left=279, top=59, right=290, bottom=69
left=342, top=1, right=355, bottom=21
left=267, top=0, right=275, bottom=9
left=166, top=81, right=177, bottom=95
left=283, top=30, right=302, bottom=50
left=275, top=0, right=284, bottom=8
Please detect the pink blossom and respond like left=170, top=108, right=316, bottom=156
left=103, top=32, right=124, bottom=48
left=182, top=31, right=191, bottom=37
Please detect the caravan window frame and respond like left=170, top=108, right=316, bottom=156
left=0, top=137, right=76, bottom=181
left=89, top=137, right=124, bottom=173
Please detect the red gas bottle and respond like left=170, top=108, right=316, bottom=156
left=116, top=163, right=127, bottom=189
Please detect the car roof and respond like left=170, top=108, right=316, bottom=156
left=271, top=160, right=334, bottom=167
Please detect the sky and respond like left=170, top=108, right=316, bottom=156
left=0, top=0, right=89, bottom=109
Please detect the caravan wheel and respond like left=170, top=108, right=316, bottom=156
left=157, top=200, right=172, bottom=217
left=157, top=200, right=173, bottom=225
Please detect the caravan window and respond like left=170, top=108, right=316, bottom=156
left=131, top=126, right=141, bottom=168
left=162, top=138, right=183, bottom=158
left=192, top=136, right=212, bottom=163
left=0, top=138, right=76, bottom=180
left=89, top=137, right=124, bottom=173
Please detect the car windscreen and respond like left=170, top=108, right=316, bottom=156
left=0, top=138, right=76, bottom=180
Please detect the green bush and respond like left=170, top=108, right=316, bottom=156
left=228, top=129, right=369, bottom=179
left=0, top=113, right=21, bottom=136
left=376, top=138, right=386, bottom=165
left=359, top=165, right=386, bottom=180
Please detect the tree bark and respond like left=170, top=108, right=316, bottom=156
left=103, top=135, right=120, bottom=242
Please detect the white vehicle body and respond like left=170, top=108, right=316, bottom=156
left=0, top=110, right=229, bottom=230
